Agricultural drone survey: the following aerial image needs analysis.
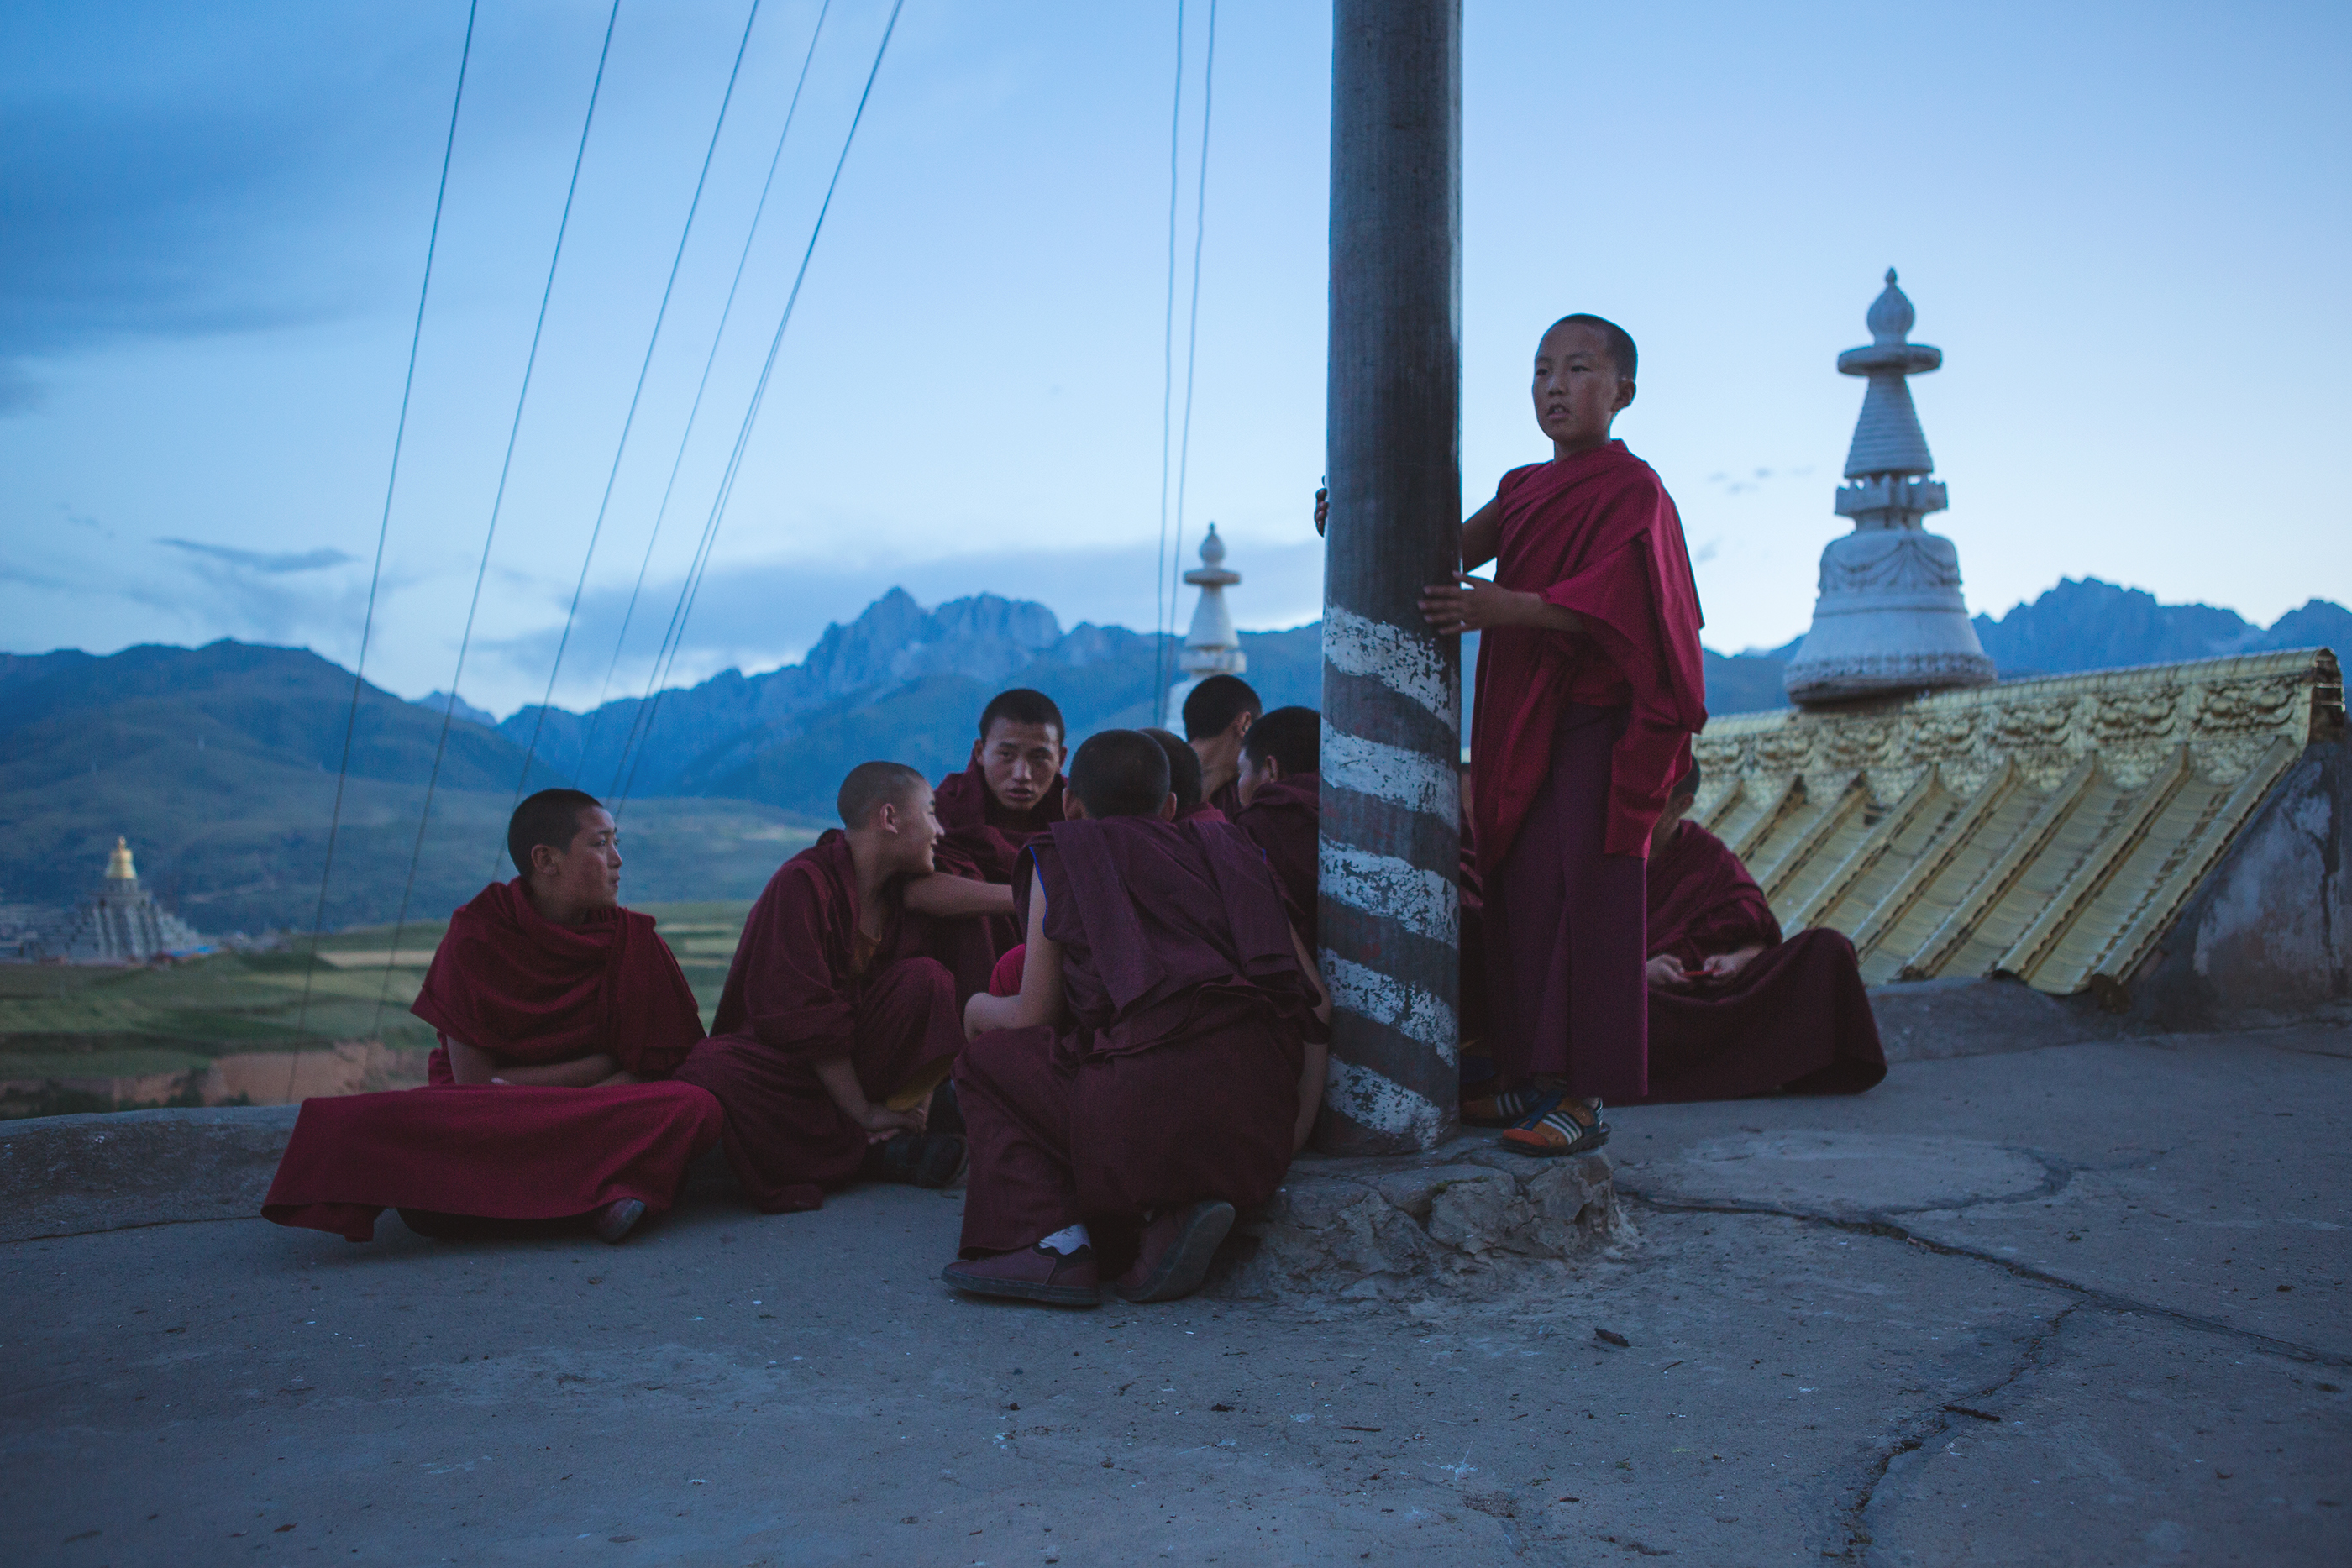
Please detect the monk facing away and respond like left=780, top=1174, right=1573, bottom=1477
left=1231, top=705, right=1322, bottom=955
left=1421, top=313, right=1707, bottom=1158
left=1142, top=726, right=1220, bottom=822
left=943, top=729, right=1331, bottom=1308
left=263, top=789, right=722, bottom=1245
left=1183, top=674, right=1262, bottom=819
left=906, top=689, right=1070, bottom=1000
left=673, top=763, right=969, bottom=1214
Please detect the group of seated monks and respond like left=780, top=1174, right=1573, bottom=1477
left=262, top=673, right=1881, bottom=1308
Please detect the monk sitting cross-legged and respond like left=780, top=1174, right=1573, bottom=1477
left=1231, top=705, right=1322, bottom=955
left=1182, top=674, right=1262, bottom=819
left=1626, top=762, right=1886, bottom=1103
left=262, top=789, right=722, bottom=1246
left=904, top=689, right=1070, bottom=1002
left=673, top=763, right=969, bottom=1214
left=942, top=729, right=1331, bottom=1308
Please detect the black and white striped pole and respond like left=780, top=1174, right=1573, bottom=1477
left=1316, top=0, right=1462, bottom=1155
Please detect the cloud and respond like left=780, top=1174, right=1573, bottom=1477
left=159, top=539, right=357, bottom=574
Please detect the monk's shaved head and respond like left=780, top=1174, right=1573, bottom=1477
left=1068, top=730, right=1172, bottom=820
left=1543, top=313, right=1637, bottom=388
left=837, top=760, right=928, bottom=828
left=1242, top=706, right=1320, bottom=777
left=508, top=789, right=604, bottom=877
left=978, top=687, right=1065, bottom=746
left=1181, top=674, right=1261, bottom=741
left=1142, top=726, right=1205, bottom=811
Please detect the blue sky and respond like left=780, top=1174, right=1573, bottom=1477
left=4, top=0, right=2346, bottom=717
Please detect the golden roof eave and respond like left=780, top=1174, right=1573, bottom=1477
left=1693, top=647, right=2341, bottom=998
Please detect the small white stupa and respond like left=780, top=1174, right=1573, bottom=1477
left=1163, top=525, right=1247, bottom=726
left=1782, top=270, right=1997, bottom=705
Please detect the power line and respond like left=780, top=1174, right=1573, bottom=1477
left=286, top=0, right=478, bottom=1096
left=1168, top=0, right=1219, bottom=716
left=371, top=0, right=625, bottom=1034
left=1150, top=2, right=1187, bottom=722
left=502, top=0, right=767, bottom=850
left=585, top=0, right=837, bottom=797
left=612, top=0, right=906, bottom=813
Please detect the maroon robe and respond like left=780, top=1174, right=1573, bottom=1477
left=1205, top=777, right=1244, bottom=820
left=1232, top=772, right=1320, bottom=954
left=926, top=762, right=1068, bottom=1001
left=1470, top=441, right=1707, bottom=869
left=674, top=833, right=963, bottom=1214
left=955, top=816, right=1326, bottom=1272
left=1624, top=822, right=1886, bottom=1104
left=263, top=882, right=720, bottom=1242
left=1473, top=444, right=1704, bottom=1103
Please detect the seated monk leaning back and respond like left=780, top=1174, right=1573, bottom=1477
left=262, top=789, right=722, bottom=1246
left=943, top=729, right=1331, bottom=1309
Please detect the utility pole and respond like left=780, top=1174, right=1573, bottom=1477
left=1316, top=0, right=1462, bottom=1154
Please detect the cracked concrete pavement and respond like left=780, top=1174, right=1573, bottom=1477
left=3, top=1021, right=2346, bottom=1565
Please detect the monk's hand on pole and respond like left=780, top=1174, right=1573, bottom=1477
left=1420, top=572, right=1588, bottom=638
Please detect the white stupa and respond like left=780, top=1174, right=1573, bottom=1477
left=1782, top=270, right=1997, bottom=705
left=1162, top=525, right=1247, bottom=726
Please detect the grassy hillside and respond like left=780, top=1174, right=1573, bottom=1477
left=0, top=900, right=757, bottom=1119
left=0, top=641, right=821, bottom=931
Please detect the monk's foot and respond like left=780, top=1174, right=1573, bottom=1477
left=1115, top=1200, right=1236, bottom=1303
left=941, top=1242, right=1100, bottom=1308
left=1498, top=1096, right=1609, bottom=1157
left=1459, top=1083, right=1562, bottom=1129
left=863, top=1131, right=969, bottom=1189
left=592, top=1198, right=648, bottom=1245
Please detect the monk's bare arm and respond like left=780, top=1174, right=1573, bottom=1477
left=1420, top=574, right=1588, bottom=638
left=812, top=1057, right=921, bottom=1141
left=1459, top=498, right=1501, bottom=572
left=902, top=873, right=1017, bottom=919
left=962, top=873, right=1063, bottom=1039
left=1288, top=926, right=1332, bottom=1153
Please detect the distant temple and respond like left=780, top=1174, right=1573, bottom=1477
left=1163, top=524, right=1247, bottom=726
left=38, top=837, right=207, bottom=963
left=1782, top=270, right=1998, bottom=705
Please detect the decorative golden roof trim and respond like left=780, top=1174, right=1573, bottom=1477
left=1692, top=648, right=2341, bottom=998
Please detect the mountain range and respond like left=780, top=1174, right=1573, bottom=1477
left=3, top=577, right=2341, bottom=934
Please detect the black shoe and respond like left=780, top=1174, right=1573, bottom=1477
left=864, top=1132, right=969, bottom=1188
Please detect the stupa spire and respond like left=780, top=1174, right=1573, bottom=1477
left=1782, top=270, right=1997, bottom=705
left=106, top=836, right=137, bottom=882
left=1163, top=525, right=1247, bottom=725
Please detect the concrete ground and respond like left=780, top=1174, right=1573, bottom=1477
left=3, top=1022, right=2347, bottom=1567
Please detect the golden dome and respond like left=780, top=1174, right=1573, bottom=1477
left=106, top=836, right=137, bottom=881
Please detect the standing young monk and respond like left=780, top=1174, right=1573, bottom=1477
left=1231, top=705, right=1322, bottom=954
left=1183, top=674, right=1262, bottom=818
left=942, top=731, right=1331, bottom=1308
left=1421, top=314, right=1707, bottom=1156
left=263, top=790, right=722, bottom=1245
left=906, top=690, right=1069, bottom=999
left=674, top=763, right=968, bottom=1213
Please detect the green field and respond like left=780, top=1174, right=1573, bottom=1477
left=0, top=901, right=756, bottom=1119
